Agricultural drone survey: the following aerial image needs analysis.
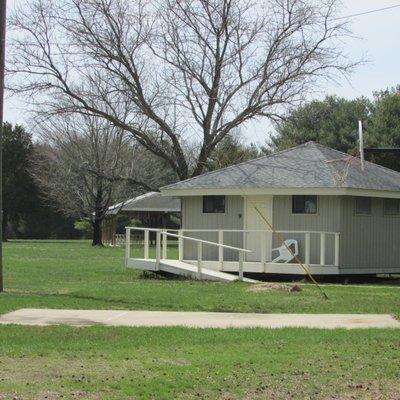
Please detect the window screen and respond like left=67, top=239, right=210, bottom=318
left=383, top=199, right=400, bottom=215
left=355, top=197, right=371, bottom=215
left=202, top=196, right=225, bottom=213
left=292, top=195, right=317, bottom=214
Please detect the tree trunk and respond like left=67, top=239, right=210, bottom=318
left=91, top=185, right=105, bottom=246
left=92, top=216, right=103, bottom=246
left=2, top=209, right=8, bottom=242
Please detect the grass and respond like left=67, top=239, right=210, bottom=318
left=0, top=240, right=399, bottom=399
left=1, top=326, right=400, bottom=399
left=1, top=240, right=399, bottom=316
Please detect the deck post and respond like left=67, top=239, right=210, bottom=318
left=238, top=251, right=244, bottom=281
left=305, top=232, right=311, bottom=265
left=320, top=233, right=326, bottom=266
left=197, top=242, right=202, bottom=280
left=155, top=230, right=161, bottom=270
left=334, top=233, right=340, bottom=266
left=178, top=229, right=183, bottom=261
left=125, top=228, right=131, bottom=267
left=162, top=230, right=167, bottom=259
left=261, top=231, right=267, bottom=269
left=218, top=230, right=224, bottom=270
left=144, top=230, right=149, bottom=260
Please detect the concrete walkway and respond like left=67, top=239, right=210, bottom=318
left=0, top=309, right=399, bottom=329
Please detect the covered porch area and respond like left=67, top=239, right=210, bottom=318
left=102, top=192, right=181, bottom=246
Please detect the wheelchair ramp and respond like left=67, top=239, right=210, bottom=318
left=127, top=258, right=258, bottom=283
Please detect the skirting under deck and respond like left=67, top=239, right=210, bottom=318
left=183, top=260, right=340, bottom=275
left=126, top=258, right=339, bottom=276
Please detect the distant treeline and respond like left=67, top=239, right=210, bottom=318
left=2, top=123, right=79, bottom=240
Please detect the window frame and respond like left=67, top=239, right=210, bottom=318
left=354, top=197, right=372, bottom=216
left=202, top=195, right=226, bottom=214
left=291, top=195, right=318, bottom=215
left=383, top=198, right=400, bottom=216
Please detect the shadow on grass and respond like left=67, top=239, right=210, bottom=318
left=0, top=290, right=161, bottom=312
left=138, top=270, right=192, bottom=281
left=6, top=240, right=91, bottom=245
left=2, top=288, right=189, bottom=310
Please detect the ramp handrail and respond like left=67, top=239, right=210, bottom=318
left=125, top=226, right=251, bottom=281
left=161, top=231, right=252, bottom=253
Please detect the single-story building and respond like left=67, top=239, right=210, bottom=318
left=102, top=192, right=180, bottom=246
left=155, top=141, right=400, bottom=276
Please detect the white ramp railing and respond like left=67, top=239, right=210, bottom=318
left=124, top=227, right=340, bottom=271
left=172, top=229, right=340, bottom=267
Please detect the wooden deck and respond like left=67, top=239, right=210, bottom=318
left=124, top=227, right=341, bottom=280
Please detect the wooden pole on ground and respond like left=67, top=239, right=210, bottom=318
left=252, top=204, right=329, bottom=300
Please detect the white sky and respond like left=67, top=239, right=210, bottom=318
left=4, top=0, right=400, bottom=144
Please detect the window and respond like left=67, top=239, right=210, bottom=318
left=383, top=199, right=400, bottom=216
left=202, top=196, right=225, bottom=213
left=355, top=197, right=371, bottom=215
left=292, top=195, right=317, bottom=214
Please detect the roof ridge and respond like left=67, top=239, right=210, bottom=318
left=305, top=141, right=349, bottom=159
left=161, top=141, right=314, bottom=189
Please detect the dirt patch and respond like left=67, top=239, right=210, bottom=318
left=0, top=356, right=152, bottom=392
left=217, top=379, right=400, bottom=400
left=247, top=282, right=290, bottom=292
left=0, top=391, right=101, bottom=400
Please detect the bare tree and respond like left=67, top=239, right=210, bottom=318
left=33, top=115, right=143, bottom=245
left=9, top=0, right=356, bottom=180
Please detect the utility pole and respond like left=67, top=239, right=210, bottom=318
left=0, top=0, right=7, bottom=292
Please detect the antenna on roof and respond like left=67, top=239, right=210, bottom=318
left=358, top=120, right=365, bottom=171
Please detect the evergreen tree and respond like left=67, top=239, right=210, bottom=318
left=205, top=135, right=260, bottom=171
left=268, top=96, right=373, bottom=154
left=2, top=123, right=37, bottom=240
left=368, top=87, right=400, bottom=171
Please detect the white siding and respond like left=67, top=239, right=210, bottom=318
left=182, top=196, right=244, bottom=260
left=273, top=195, right=341, bottom=265
left=340, top=196, right=400, bottom=272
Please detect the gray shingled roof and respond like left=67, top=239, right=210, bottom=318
left=162, top=142, right=400, bottom=192
left=106, top=192, right=180, bottom=215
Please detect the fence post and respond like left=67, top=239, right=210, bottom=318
left=320, top=233, right=326, bottom=266
left=155, top=230, right=161, bottom=270
left=144, top=230, right=149, bottom=260
left=238, top=251, right=244, bottom=281
left=197, top=242, right=202, bottom=280
left=125, top=228, right=131, bottom=267
left=334, top=233, right=340, bottom=267
left=162, top=230, right=167, bottom=259
left=218, top=230, right=224, bottom=270
left=305, top=232, right=311, bottom=265
left=178, top=229, right=183, bottom=261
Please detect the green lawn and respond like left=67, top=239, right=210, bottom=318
left=2, top=240, right=399, bottom=316
left=0, top=240, right=399, bottom=399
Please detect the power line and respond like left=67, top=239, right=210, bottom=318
left=333, top=4, right=400, bottom=20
